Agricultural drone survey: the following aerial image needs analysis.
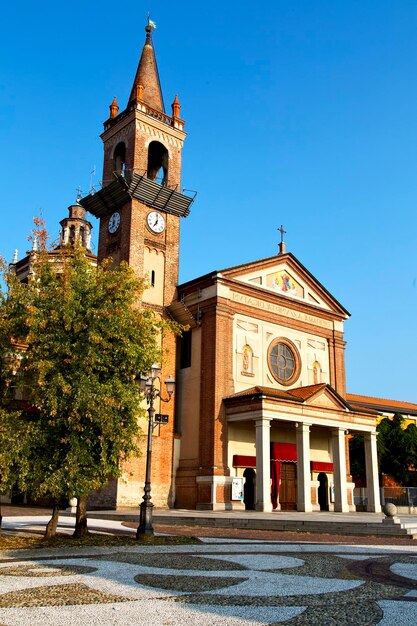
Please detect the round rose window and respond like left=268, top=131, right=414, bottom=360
left=267, top=338, right=300, bottom=385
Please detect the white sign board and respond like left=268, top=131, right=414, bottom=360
left=232, top=477, right=244, bottom=501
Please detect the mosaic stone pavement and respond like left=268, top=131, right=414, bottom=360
left=0, top=540, right=416, bottom=625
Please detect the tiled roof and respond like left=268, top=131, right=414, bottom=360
left=225, top=383, right=331, bottom=404
left=286, top=383, right=326, bottom=400
left=346, top=393, right=417, bottom=415
left=224, top=386, right=300, bottom=402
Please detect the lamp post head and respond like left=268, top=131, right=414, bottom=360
left=150, top=363, right=161, bottom=379
left=165, top=374, right=176, bottom=397
left=137, top=373, right=148, bottom=392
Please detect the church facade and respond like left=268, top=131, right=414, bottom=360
left=76, top=22, right=384, bottom=513
left=173, top=252, right=381, bottom=513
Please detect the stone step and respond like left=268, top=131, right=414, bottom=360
left=83, top=510, right=417, bottom=539
left=153, top=515, right=417, bottom=538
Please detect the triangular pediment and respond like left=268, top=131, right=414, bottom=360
left=299, top=386, right=349, bottom=411
left=221, top=253, right=348, bottom=317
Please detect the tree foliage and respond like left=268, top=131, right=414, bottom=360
left=377, top=413, right=417, bottom=485
left=349, top=413, right=417, bottom=486
left=348, top=433, right=365, bottom=482
left=0, top=229, right=169, bottom=534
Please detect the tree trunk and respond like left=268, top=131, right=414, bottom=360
left=45, top=499, right=59, bottom=539
left=73, top=495, right=89, bottom=538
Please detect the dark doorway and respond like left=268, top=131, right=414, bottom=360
left=318, top=472, right=329, bottom=511
left=279, top=462, right=297, bottom=510
left=243, top=468, right=255, bottom=510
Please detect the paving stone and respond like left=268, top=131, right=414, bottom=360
left=1, top=512, right=417, bottom=625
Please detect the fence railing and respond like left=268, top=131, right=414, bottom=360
left=381, top=487, right=417, bottom=508
left=354, top=486, right=417, bottom=510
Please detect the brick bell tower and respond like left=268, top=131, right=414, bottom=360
left=80, top=20, right=193, bottom=509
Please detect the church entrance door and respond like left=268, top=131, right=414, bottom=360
left=279, top=462, right=297, bottom=510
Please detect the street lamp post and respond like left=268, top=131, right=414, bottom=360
left=137, top=363, right=175, bottom=537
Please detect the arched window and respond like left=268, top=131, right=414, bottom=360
left=147, top=141, right=168, bottom=186
left=113, top=142, right=126, bottom=176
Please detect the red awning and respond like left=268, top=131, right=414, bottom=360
left=233, top=455, right=256, bottom=468
left=233, top=443, right=298, bottom=467
left=271, top=442, right=297, bottom=462
left=311, top=461, right=334, bottom=473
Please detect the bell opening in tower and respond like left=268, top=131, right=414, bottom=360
left=147, top=141, right=168, bottom=186
left=113, top=142, right=126, bottom=177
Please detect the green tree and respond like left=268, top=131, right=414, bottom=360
left=0, top=233, right=169, bottom=537
left=349, top=415, right=417, bottom=487
left=348, top=434, right=365, bottom=482
left=404, top=423, right=417, bottom=474
left=377, top=413, right=416, bottom=485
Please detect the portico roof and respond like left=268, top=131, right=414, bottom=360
left=224, top=383, right=378, bottom=432
left=224, top=383, right=371, bottom=410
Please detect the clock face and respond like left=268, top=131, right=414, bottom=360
left=147, top=211, right=165, bottom=234
left=108, top=212, right=121, bottom=234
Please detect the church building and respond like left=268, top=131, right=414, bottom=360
left=75, top=21, right=384, bottom=513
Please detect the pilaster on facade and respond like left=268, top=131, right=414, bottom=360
left=198, top=301, right=234, bottom=473
left=328, top=334, right=347, bottom=397
left=196, top=475, right=233, bottom=511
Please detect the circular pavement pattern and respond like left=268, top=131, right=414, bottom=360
left=0, top=542, right=416, bottom=624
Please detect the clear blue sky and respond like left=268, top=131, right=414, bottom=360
left=1, top=1, right=417, bottom=402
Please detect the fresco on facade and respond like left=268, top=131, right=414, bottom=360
left=266, top=270, right=304, bottom=298
left=242, top=344, right=253, bottom=374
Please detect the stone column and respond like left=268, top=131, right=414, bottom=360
left=255, top=418, right=272, bottom=512
left=296, top=423, right=312, bottom=512
left=332, top=427, right=349, bottom=512
left=364, top=431, right=381, bottom=513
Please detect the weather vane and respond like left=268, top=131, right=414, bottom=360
left=147, top=14, right=157, bottom=30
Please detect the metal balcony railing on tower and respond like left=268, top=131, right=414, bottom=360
left=79, top=169, right=196, bottom=219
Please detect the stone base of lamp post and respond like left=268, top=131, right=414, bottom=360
left=137, top=500, right=154, bottom=536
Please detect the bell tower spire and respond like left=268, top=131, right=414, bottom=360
left=129, top=19, right=164, bottom=111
